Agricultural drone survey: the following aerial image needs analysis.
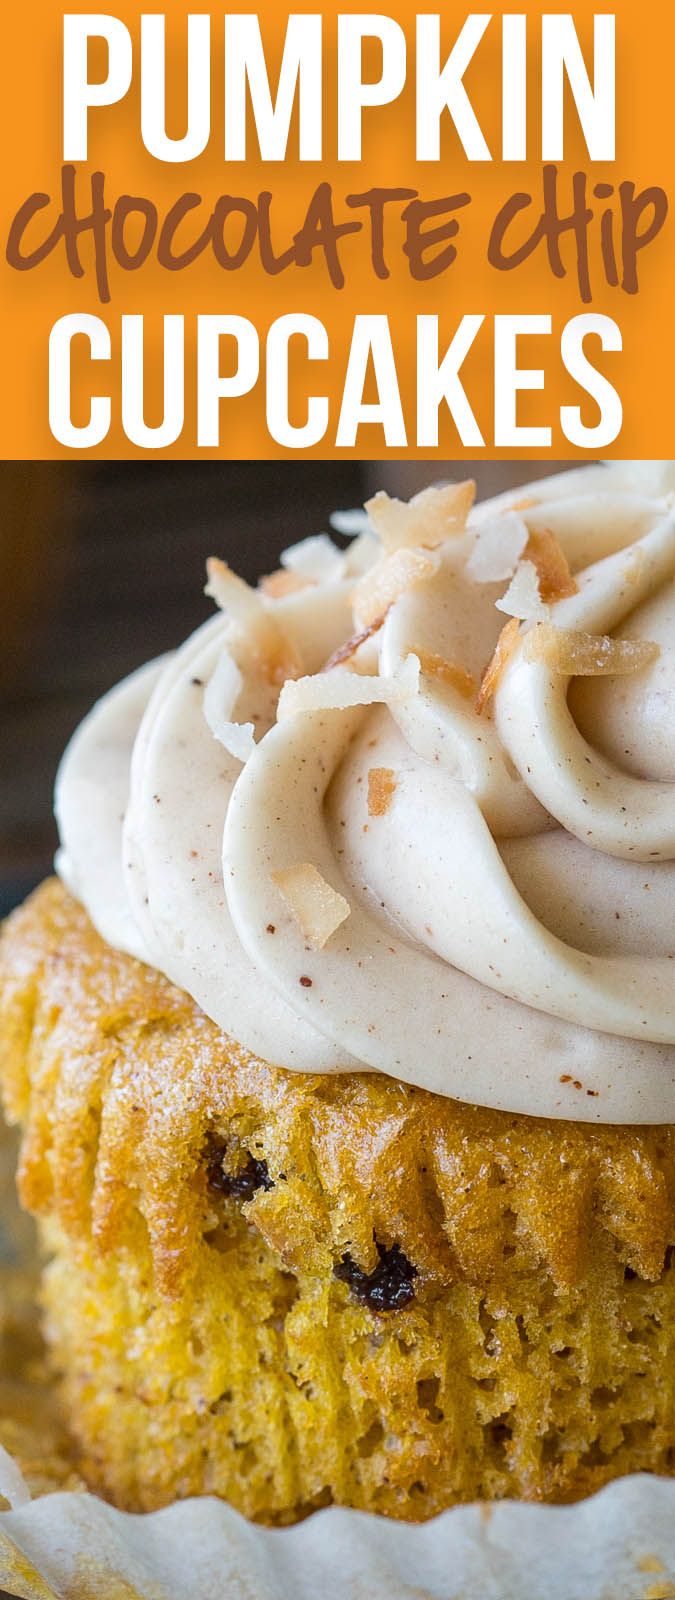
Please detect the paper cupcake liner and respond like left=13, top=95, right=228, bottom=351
left=0, top=1466, right=674, bottom=1600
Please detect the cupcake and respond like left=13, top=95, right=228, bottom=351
left=1, top=461, right=675, bottom=1522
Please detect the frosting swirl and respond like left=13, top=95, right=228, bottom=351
left=56, top=463, right=675, bottom=1122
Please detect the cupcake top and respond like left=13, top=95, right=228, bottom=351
left=56, top=462, right=675, bottom=1123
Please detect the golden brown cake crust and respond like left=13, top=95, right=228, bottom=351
left=1, top=879, right=675, bottom=1519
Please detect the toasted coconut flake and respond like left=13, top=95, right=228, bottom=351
left=202, top=652, right=256, bottom=763
left=323, top=618, right=385, bottom=672
left=466, top=512, right=529, bottom=584
left=495, top=559, right=548, bottom=622
left=260, top=569, right=313, bottom=599
left=523, top=528, right=577, bottom=602
left=206, top=558, right=261, bottom=621
left=353, top=547, right=439, bottom=631
left=509, top=495, right=537, bottom=511
left=416, top=649, right=476, bottom=699
left=206, top=557, right=303, bottom=686
left=341, top=530, right=380, bottom=578
left=281, top=533, right=344, bottom=582
left=523, top=622, right=660, bottom=676
left=367, top=768, right=397, bottom=817
left=271, top=863, right=350, bottom=950
left=207, top=716, right=255, bottom=763
left=365, top=481, right=476, bottom=554
left=330, top=507, right=369, bottom=537
left=475, top=618, right=522, bottom=714
left=277, top=655, right=420, bottom=721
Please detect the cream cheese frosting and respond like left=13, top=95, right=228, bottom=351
left=55, top=462, right=675, bottom=1123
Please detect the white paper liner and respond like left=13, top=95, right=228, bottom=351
left=0, top=1474, right=675, bottom=1599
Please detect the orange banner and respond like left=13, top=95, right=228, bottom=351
left=0, top=0, right=672, bottom=458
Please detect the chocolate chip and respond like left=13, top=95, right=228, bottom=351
left=299, top=975, right=313, bottom=987
left=206, top=1137, right=274, bottom=1201
left=334, top=1238, right=417, bottom=1314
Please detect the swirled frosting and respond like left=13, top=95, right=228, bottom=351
left=56, top=462, right=675, bottom=1123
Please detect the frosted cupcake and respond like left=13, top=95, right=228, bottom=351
left=1, top=461, right=675, bottom=1520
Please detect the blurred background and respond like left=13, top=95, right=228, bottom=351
left=0, top=459, right=572, bottom=916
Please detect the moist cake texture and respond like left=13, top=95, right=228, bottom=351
left=1, top=880, right=675, bottom=1520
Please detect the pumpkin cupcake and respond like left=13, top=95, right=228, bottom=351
left=2, top=461, right=675, bottom=1520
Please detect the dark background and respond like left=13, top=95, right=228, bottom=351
left=0, top=459, right=569, bottom=917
